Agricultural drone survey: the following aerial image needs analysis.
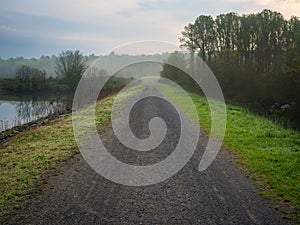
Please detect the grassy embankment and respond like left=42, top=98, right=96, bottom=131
left=0, top=97, right=114, bottom=215
left=1, top=80, right=299, bottom=220
left=0, top=82, right=144, bottom=216
left=158, top=83, right=300, bottom=220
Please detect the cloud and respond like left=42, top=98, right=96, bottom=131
left=0, top=0, right=185, bottom=57
left=0, top=25, right=17, bottom=32
left=1, top=0, right=299, bottom=58
left=230, top=0, right=300, bottom=18
left=1, top=0, right=139, bottom=22
left=254, top=0, right=300, bottom=18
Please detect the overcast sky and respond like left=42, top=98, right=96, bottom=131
left=0, top=0, right=299, bottom=58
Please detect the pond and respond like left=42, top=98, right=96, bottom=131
left=0, top=95, right=72, bottom=132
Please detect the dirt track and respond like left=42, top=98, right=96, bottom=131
left=1, top=87, right=293, bottom=224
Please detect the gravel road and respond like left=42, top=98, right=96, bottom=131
left=1, top=86, right=293, bottom=224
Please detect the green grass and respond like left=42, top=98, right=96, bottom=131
left=158, top=83, right=300, bottom=220
left=1, top=81, right=300, bottom=221
left=0, top=83, right=144, bottom=216
left=0, top=95, right=115, bottom=216
left=192, top=95, right=299, bottom=206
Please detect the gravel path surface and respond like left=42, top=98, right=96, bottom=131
left=1, top=87, right=293, bottom=224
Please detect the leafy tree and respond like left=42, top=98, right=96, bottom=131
left=194, top=15, right=216, bottom=62
left=177, top=9, right=300, bottom=128
left=286, top=17, right=300, bottom=84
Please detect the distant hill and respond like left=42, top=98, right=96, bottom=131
left=0, top=53, right=169, bottom=78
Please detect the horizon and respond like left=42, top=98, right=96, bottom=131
left=0, top=51, right=173, bottom=60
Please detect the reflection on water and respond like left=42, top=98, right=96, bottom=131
left=0, top=95, right=71, bottom=132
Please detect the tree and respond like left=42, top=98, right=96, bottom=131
left=31, top=68, right=46, bottom=90
left=16, top=65, right=47, bottom=91
left=286, top=17, right=300, bottom=84
left=160, top=51, right=198, bottom=92
left=194, top=15, right=216, bottom=61
left=177, top=9, right=300, bottom=128
left=16, top=65, right=31, bottom=90
left=179, top=23, right=197, bottom=74
left=55, top=50, right=87, bottom=90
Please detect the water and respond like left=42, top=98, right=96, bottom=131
left=0, top=95, right=71, bottom=132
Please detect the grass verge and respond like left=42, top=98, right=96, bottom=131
left=0, top=95, right=115, bottom=216
left=158, top=83, right=300, bottom=221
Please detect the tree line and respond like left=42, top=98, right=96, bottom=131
left=0, top=54, right=98, bottom=79
left=161, top=9, right=300, bottom=129
left=0, top=50, right=135, bottom=95
left=0, top=53, right=168, bottom=79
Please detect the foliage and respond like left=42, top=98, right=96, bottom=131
left=16, top=65, right=46, bottom=91
left=0, top=56, right=57, bottom=79
left=0, top=54, right=169, bottom=79
left=167, top=9, right=300, bottom=129
left=160, top=51, right=199, bottom=93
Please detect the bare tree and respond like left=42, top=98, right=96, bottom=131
left=55, top=50, right=87, bottom=90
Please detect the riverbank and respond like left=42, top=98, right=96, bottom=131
left=0, top=110, right=71, bottom=148
left=0, top=94, right=115, bottom=216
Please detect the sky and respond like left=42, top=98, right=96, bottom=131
left=0, top=0, right=300, bottom=59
